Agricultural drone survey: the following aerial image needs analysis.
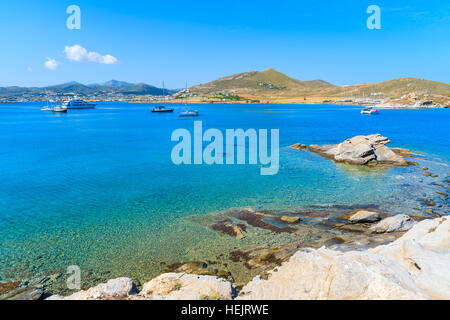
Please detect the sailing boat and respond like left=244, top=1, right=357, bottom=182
left=41, top=95, right=53, bottom=111
left=179, top=82, right=199, bottom=117
left=152, top=81, right=174, bottom=113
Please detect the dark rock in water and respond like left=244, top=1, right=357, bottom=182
left=8, top=288, right=43, bottom=300
left=423, top=172, right=432, bottom=177
left=422, top=199, right=436, bottom=206
left=228, top=209, right=296, bottom=234
left=211, top=219, right=245, bottom=238
left=0, top=281, right=21, bottom=296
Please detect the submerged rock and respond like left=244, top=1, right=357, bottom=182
left=370, top=215, right=416, bottom=233
left=348, top=210, right=381, bottom=223
left=8, top=288, right=43, bottom=301
left=278, top=216, right=301, bottom=224
left=291, top=134, right=413, bottom=166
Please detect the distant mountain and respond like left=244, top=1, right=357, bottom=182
left=102, top=80, right=135, bottom=87
left=0, top=80, right=177, bottom=98
left=118, top=83, right=171, bottom=95
left=43, top=82, right=95, bottom=95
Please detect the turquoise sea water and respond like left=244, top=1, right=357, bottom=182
left=0, top=103, right=449, bottom=290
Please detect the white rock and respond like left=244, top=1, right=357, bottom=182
left=138, top=273, right=234, bottom=300
left=59, top=277, right=136, bottom=300
left=372, top=217, right=450, bottom=299
left=349, top=210, right=381, bottom=223
left=237, top=247, right=427, bottom=300
left=370, top=214, right=416, bottom=233
left=237, top=218, right=449, bottom=300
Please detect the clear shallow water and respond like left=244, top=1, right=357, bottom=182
left=0, top=103, right=449, bottom=289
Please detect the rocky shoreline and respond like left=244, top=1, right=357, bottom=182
left=38, top=216, right=448, bottom=300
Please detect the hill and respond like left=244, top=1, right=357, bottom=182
left=186, top=69, right=449, bottom=104
left=192, top=68, right=336, bottom=94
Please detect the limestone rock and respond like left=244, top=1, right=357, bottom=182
left=292, top=134, right=411, bottom=166
left=238, top=217, right=449, bottom=300
left=237, top=248, right=427, bottom=300
left=50, top=277, right=137, bottom=300
left=349, top=210, right=381, bottom=223
left=138, top=273, right=234, bottom=300
left=370, top=215, right=416, bottom=233
left=372, top=217, right=450, bottom=299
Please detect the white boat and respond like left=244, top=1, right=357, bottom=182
left=62, top=97, right=96, bottom=109
left=51, top=106, right=68, bottom=113
left=179, top=108, right=199, bottom=117
left=361, top=107, right=379, bottom=115
left=41, top=97, right=54, bottom=111
left=178, top=82, right=199, bottom=117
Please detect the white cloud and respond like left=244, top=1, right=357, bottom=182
left=44, top=58, right=59, bottom=70
left=27, top=66, right=33, bottom=72
left=64, top=45, right=119, bottom=64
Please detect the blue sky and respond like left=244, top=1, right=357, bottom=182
left=0, top=0, right=449, bottom=88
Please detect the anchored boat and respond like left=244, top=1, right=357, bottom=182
left=152, top=106, right=174, bottom=113
left=179, top=108, right=199, bottom=117
left=361, top=106, right=379, bottom=115
left=51, top=106, right=68, bottom=113
left=62, top=97, right=96, bottom=109
left=178, top=82, right=199, bottom=117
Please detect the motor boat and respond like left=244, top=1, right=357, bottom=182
left=152, top=106, right=174, bottom=113
left=361, top=107, right=379, bottom=115
left=51, top=106, right=68, bottom=113
left=62, top=97, right=96, bottom=109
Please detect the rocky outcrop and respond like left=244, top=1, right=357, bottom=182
left=46, top=218, right=449, bottom=300
left=291, top=134, right=414, bottom=166
left=370, top=214, right=416, bottom=233
left=237, top=217, right=449, bottom=300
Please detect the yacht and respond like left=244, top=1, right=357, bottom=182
left=179, top=108, right=199, bottom=117
left=178, top=82, right=199, bottom=117
left=62, top=97, right=96, bottom=109
left=152, top=106, right=174, bottom=113
left=152, top=82, right=174, bottom=113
